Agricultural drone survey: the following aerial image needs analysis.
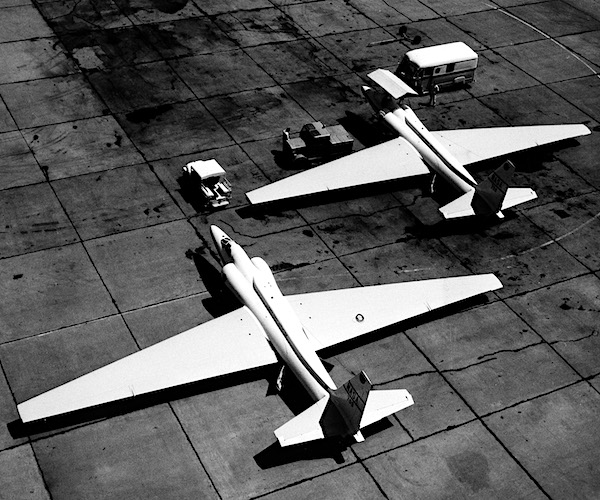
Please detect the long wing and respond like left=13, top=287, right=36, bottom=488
left=432, top=124, right=590, bottom=166
left=246, top=137, right=429, bottom=205
left=18, top=306, right=276, bottom=423
left=287, top=274, right=502, bottom=351
left=438, top=186, right=538, bottom=219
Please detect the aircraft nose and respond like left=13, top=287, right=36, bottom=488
left=210, top=225, right=230, bottom=260
left=210, top=225, right=227, bottom=244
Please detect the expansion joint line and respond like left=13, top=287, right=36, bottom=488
left=486, top=3, right=600, bottom=80
left=401, top=327, right=553, bottom=498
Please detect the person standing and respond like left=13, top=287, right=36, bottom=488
left=429, top=83, right=439, bottom=106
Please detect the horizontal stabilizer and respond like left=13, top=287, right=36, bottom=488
left=360, top=389, right=414, bottom=429
left=471, top=160, right=525, bottom=217
left=274, top=396, right=329, bottom=447
left=501, top=187, right=537, bottom=210
left=329, top=371, right=413, bottom=439
left=439, top=190, right=476, bottom=219
left=274, top=375, right=414, bottom=446
left=368, top=69, right=418, bottom=99
left=440, top=161, right=537, bottom=219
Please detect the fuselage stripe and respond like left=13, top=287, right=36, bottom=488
left=252, top=280, right=332, bottom=393
left=404, top=118, right=477, bottom=188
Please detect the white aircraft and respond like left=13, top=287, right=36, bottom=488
left=18, top=226, right=502, bottom=446
left=246, top=69, right=590, bottom=219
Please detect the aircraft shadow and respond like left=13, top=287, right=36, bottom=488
left=186, top=249, right=240, bottom=317
left=236, top=176, right=426, bottom=219
left=253, top=415, right=394, bottom=469
left=176, top=174, right=213, bottom=214
left=254, top=438, right=347, bottom=469
left=338, top=111, right=395, bottom=148
left=8, top=366, right=270, bottom=439
left=406, top=212, right=507, bottom=239
left=319, top=292, right=492, bottom=360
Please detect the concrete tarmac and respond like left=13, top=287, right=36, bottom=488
left=0, top=0, right=599, bottom=498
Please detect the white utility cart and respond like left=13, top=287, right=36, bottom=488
left=182, top=159, right=232, bottom=208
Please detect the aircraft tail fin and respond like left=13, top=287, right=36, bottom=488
left=330, top=371, right=372, bottom=438
left=274, top=371, right=413, bottom=447
left=439, top=160, right=537, bottom=219
left=472, top=160, right=514, bottom=216
left=331, top=371, right=414, bottom=441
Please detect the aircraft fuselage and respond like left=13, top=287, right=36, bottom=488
left=210, top=226, right=335, bottom=402
left=363, top=87, right=477, bottom=195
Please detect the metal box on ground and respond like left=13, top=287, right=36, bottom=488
left=282, top=121, right=354, bottom=167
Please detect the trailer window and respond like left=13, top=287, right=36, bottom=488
left=446, top=63, right=455, bottom=72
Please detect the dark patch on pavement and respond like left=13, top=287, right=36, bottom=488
left=125, top=104, right=173, bottom=123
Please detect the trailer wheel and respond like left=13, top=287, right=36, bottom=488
left=292, top=154, right=309, bottom=168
